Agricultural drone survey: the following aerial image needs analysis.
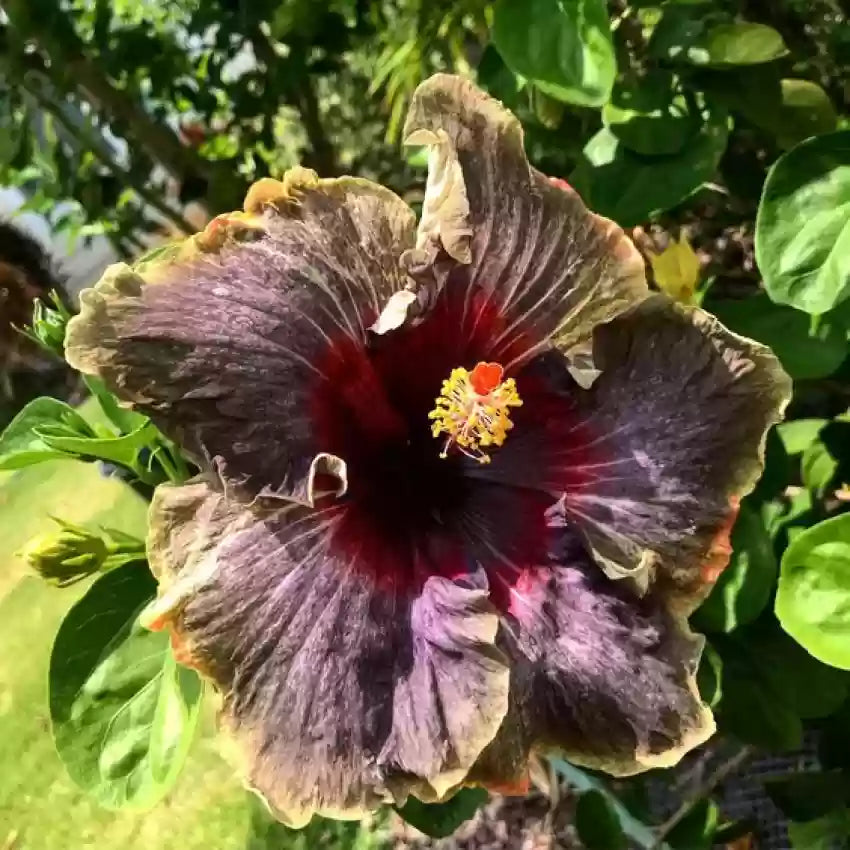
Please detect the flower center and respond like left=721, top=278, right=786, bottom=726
left=429, top=361, right=522, bottom=464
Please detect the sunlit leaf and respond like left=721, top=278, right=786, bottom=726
left=777, top=514, right=850, bottom=671
left=603, top=71, right=697, bottom=156
left=571, top=107, right=728, bottom=226
left=49, top=562, right=203, bottom=809
left=688, top=23, right=788, bottom=67
left=35, top=419, right=159, bottom=468
left=756, top=131, right=850, bottom=314
left=491, top=0, right=615, bottom=107
left=0, top=398, right=92, bottom=471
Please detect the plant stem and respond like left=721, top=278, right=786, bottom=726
left=651, top=746, right=754, bottom=848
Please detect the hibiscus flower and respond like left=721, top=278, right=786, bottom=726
left=64, top=75, right=791, bottom=826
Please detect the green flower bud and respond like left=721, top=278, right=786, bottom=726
left=21, top=291, right=72, bottom=357
left=20, top=520, right=109, bottom=587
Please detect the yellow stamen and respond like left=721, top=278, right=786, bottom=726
left=428, top=362, right=522, bottom=464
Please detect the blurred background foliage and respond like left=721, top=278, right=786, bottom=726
left=2, top=0, right=850, bottom=849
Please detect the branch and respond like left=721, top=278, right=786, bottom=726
left=21, top=73, right=196, bottom=235
left=652, top=745, right=754, bottom=848
left=3, top=0, right=211, bottom=183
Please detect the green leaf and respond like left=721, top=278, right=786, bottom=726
left=602, top=71, right=698, bottom=156
left=35, top=419, right=159, bottom=468
left=49, top=563, right=203, bottom=809
left=491, top=0, right=615, bottom=107
left=765, top=771, right=850, bottom=823
left=688, top=23, right=788, bottom=67
left=549, top=760, right=660, bottom=849
left=666, top=799, right=719, bottom=850
left=714, top=621, right=849, bottom=748
left=394, top=787, right=488, bottom=838
left=755, top=130, right=850, bottom=314
left=745, top=622, right=849, bottom=719
left=476, top=44, right=527, bottom=112
left=575, top=789, right=626, bottom=850
left=771, top=80, right=838, bottom=150
left=647, top=4, right=709, bottom=63
left=778, top=419, right=828, bottom=456
left=82, top=375, right=148, bottom=435
left=715, top=646, right=803, bottom=750
left=789, top=809, right=850, bottom=850
left=571, top=106, right=728, bottom=226
left=696, top=642, right=723, bottom=708
left=706, top=294, right=847, bottom=380
left=802, top=439, right=839, bottom=494
left=777, top=514, right=850, bottom=670
left=692, top=502, right=777, bottom=633
left=0, top=397, right=93, bottom=470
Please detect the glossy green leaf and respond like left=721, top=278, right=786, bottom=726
left=707, top=294, right=847, bottom=380
left=575, top=789, right=626, bottom=850
left=689, top=23, right=788, bottom=67
left=789, top=809, right=850, bottom=850
left=801, top=439, right=839, bottom=494
left=602, top=71, right=697, bottom=155
left=394, top=787, right=488, bottom=838
left=765, top=771, right=850, bottom=823
left=756, top=131, right=850, bottom=314
left=692, top=503, right=777, bottom=633
left=709, top=72, right=836, bottom=150
left=35, top=419, right=159, bottom=467
left=777, top=514, right=850, bottom=670
left=49, top=562, right=203, bottom=809
left=771, top=80, right=838, bottom=149
left=491, top=0, right=615, bottom=107
left=778, top=419, right=828, bottom=456
left=571, top=107, right=728, bottom=226
left=0, top=397, right=93, bottom=470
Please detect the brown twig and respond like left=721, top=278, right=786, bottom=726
left=652, top=746, right=755, bottom=848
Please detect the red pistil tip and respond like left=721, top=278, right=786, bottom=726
left=470, top=361, right=505, bottom=395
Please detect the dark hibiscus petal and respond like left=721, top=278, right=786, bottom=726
left=470, top=537, right=713, bottom=787
left=471, top=296, right=791, bottom=609
left=65, top=170, right=415, bottom=504
left=402, top=74, right=648, bottom=369
left=141, top=480, right=510, bottom=826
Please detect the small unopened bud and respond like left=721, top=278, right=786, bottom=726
left=20, top=520, right=109, bottom=587
left=19, top=291, right=72, bottom=357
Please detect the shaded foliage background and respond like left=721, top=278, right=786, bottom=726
left=2, top=0, right=850, bottom=848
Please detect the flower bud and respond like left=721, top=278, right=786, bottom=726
left=23, top=291, right=72, bottom=357
left=20, top=520, right=109, bottom=586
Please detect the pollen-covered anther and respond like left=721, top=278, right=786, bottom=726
left=429, top=361, right=522, bottom=464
